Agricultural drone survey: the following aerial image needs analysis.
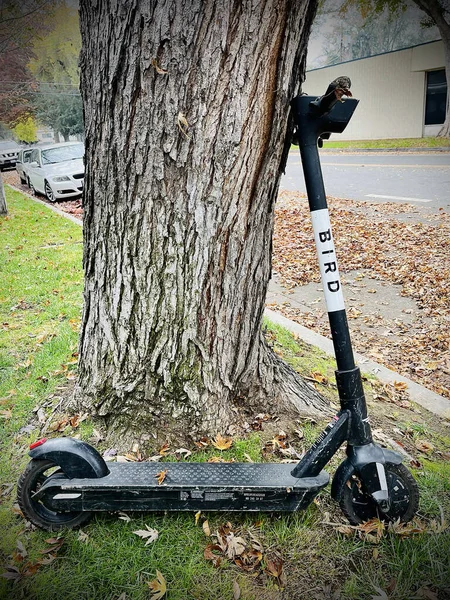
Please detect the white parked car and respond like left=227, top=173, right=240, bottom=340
left=0, top=140, right=21, bottom=170
left=27, top=142, right=84, bottom=202
left=16, top=147, right=35, bottom=184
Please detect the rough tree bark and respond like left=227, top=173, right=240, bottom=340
left=0, top=173, right=7, bottom=216
left=413, top=0, right=450, bottom=138
left=76, top=0, right=329, bottom=441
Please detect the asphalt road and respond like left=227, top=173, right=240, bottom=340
left=281, top=152, right=450, bottom=211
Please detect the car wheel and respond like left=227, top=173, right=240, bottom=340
left=44, top=181, right=56, bottom=202
left=20, top=175, right=27, bottom=184
left=28, top=178, right=37, bottom=195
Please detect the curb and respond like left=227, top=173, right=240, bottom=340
left=264, top=308, right=450, bottom=419
left=6, top=184, right=82, bottom=227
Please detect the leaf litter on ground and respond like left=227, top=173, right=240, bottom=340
left=272, top=192, right=450, bottom=399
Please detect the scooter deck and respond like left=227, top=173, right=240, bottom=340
left=41, top=462, right=329, bottom=513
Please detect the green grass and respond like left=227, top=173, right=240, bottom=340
left=321, top=137, right=450, bottom=149
left=1, top=188, right=449, bottom=600
left=291, top=137, right=450, bottom=151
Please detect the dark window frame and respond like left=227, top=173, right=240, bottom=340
left=425, top=69, right=447, bottom=126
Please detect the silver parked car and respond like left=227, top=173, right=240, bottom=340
left=16, top=147, right=35, bottom=184
left=27, top=142, right=84, bottom=202
left=0, top=140, right=21, bottom=170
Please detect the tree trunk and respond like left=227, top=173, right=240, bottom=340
left=0, top=173, right=7, bottom=216
left=438, top=33, right=450, bottom=138
left=413, top=0, right=450, bottom=138
left=76, top=0, right=328, bottom=442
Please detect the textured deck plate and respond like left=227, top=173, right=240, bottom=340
left=41, top=463, right=330, bottom=513
left=60, top=462, right=329, bottom=490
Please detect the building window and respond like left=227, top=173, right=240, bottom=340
left=425, top=69, right=447, bottom=125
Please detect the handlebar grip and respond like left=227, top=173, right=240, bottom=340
left=310, top=76, right=352, bottom=116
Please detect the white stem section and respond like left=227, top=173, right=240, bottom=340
left=311, top=208, right=345, bottom=313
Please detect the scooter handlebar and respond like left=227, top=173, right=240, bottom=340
left=310, top=76, right=353, bottom=116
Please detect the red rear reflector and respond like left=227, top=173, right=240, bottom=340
left=30, top=438, right=47, bottom=450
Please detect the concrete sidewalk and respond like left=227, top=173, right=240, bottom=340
left=264, top=298, right=450, bottom=419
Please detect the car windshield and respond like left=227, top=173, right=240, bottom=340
left=41, top=144, right=84, bottom=165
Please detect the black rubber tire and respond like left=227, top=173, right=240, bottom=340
left=340, top=463, right=419, bottom=525
left=44, top=181, right=56, bottom=202
left=28, top=178, right=37, bottom=195
left=17, top=459, right=92, bottom=531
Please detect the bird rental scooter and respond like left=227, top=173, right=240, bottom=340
left=17, top=78, right=419, bottom=531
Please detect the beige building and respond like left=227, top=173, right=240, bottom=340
left=304, top=40, right=447, bottom=140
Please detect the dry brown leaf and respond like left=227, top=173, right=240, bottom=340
left=356, top=518, right=385, bottom=541
left=264, top=555, right=283, bottom=579
left=155, top=469, right=168, bottom=485
left=158, top=442, right=170, bottom=456
left=204, top=544, right=222, bottom=568
left=393, top=380, right=408, bottom=391
left=147, top=570, right=167, bottom=599
left=202, top=520, right=211, bottom=537
left=212, top=433, right=233, bottom=450
left=415, top=439, right=434, bottom=454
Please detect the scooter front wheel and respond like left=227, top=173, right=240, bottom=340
left=17, top=459, right=92, bottom=531
left=340, top=462, right=419, bottom=525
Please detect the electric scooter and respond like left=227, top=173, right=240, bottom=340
left=17, top=78, right=419, bottom=531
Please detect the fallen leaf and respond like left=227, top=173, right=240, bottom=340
left=415, top=440, right=434, bottom=454
left=202, top=520, right=211, bottom=537
left=393, top=381, right=408, bottom=391
left=174, top=447, right=192, bottom=459
left=40, top=537, right=64, bottom=554
left=371, top=586, right=389, bottom=600
left=159, top=443, right=170, bottom=456
left=133, top=525, right=159, bottom=546
left=233, top=580, right=241, bottom=600
left=118, top=512, right=131, bottom=522
left=194, top=437, right=210, bottom=448
left=212, top=433, right=233, bottom=451
left=73, top=529, right=87, bottom=544
left=204, top=544, right=222, bottom=568
left=1, top=566, right=21, bottom=580
left=416, top=586, right=439, bottom=599
left=155, top=469, right=168, bottom=485
left=264, top=555, right=283, bottom=579
left=195, top=511, right=201, bottom=526
left=147, top=570, right=167, bottom=599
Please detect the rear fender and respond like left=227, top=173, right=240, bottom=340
left=29, top=437, right=109, bottom=479
left=331, top=447, right=402, bottom=501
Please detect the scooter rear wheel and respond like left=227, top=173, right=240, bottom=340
left=17, top=459, right=92, bottom=531
left=340, top=462, right=419, bottom=525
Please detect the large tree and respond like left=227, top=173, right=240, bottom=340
left=75, top=0, right=328, bottom=442
left=0, top=175, right=7, bottom=217
left=340, top=0, right=450, bottom=137
left=0, top=1, right=56, bottom=125
left=311, top=0, right=439, bottom=67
